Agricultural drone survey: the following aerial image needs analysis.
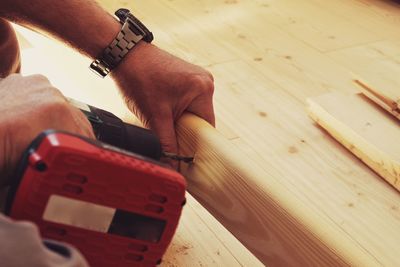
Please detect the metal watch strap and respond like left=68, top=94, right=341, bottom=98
left=90, top=22, right=143, bottom=77
left=116, top=9, right=154, bottom=43
left=90, top=10, right=152, bottom=78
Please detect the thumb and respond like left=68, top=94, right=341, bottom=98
left=186, top=96, right=215, bottom=127
left=149, top=112, right=179, bottom=169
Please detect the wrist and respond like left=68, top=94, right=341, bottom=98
left=90, top=9, right=153, bottom=77
left=86, top=15, right=121, bottom=59
left=111, top=41, right=152, bottom=79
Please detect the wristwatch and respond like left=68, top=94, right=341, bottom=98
left=90, top=8, right=153, bottom=77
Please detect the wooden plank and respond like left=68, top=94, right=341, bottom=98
left=308, top=0, right=400, bottom=40
left=177, top=114, right=378, bottom=267
left=161, top=0, right=359, bottom=103
left=327, top=39, right=400, bottom=106
left=307, top=91, right=400, bottom=192
left=163, top=194, right=263, bottom=267
left=164, top=0, right=381, bottom=53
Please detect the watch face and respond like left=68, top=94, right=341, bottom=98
left=115, top=8, right=130, bottom=22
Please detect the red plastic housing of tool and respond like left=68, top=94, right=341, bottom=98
left=6, top=131, right=186, bottom=267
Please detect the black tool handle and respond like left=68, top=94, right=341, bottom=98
left=85, top=105, right=162, bottom=161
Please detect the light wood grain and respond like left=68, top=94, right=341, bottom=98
left=327, top=38, right=400, bottom=109
left=205, top=60, right=400, bottom=266
left=160, top=0, right=358, bottom=102
left=163, top=194, right=263, bottom=267
left=14, top=0, right=400, bottom=266
left=308, top=92, right=400, bottom=191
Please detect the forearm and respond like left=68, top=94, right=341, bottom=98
left=0, top=0, right=120, bottom=59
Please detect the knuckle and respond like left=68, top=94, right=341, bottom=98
left=202, top=76, right=215, bottom=95
left=6, top=73, right=22, bottom=80
left=45, top=84, right=62, bottom=95
left=205, top=71, right=214, bottom=82
left=1, top=74, right=22, bottom=88
left=26, top=75, right=62, bottom=97
left=39, top=98, right=69, bottom=115
left=28, top=75, right=59, bottom=94
left=0, top=214, right=14, bottom=224
left=29, top=74, right=51, bottom=84
left=16, top=220, right=39, bottom=233
left=189, top=74, right=215, bottom=95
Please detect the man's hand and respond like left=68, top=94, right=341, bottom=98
left=0, top=0, right=215, bottom=159
left=0, top=214, right=89, bottom=267
left=0, top=74, right=94, bottom=184
left=113, top=43, right=215, bottom=155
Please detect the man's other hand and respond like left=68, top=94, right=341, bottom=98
left=113, top=43, right=215, bottom=157
left=0, top=74, right=94, bottom=184
left=0, top=214, right=89, bottom=266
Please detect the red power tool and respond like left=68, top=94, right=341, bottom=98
left=5, top=101, right=189, bottom=267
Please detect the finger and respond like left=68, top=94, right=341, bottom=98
left=149, top=111, right=179, bottom=169
left=49, top=91, right=95, bottom=138
left=0, top=213, right=14, bottom=225
left=186, top=96, right=215, bottom=127
left=69, top=107, right=96, bottom=139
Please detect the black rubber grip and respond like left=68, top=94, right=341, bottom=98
left=87, top=106, right=162, bottom=161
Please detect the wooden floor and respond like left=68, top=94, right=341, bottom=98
left=107, top=0, right=400, bottom=266
left=16, top=0, right=400, bottom=266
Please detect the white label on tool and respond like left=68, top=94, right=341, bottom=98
left=43, top=195, right=116, bottom=233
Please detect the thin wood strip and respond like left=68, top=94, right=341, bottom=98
left=354, top=79, right=398, bottom=110
left=354, top=79, right=400, bottom=120
left=307, top=92, right=400, bottom=192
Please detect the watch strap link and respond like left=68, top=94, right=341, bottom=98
left=90, top=21, right=143, bottom=77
